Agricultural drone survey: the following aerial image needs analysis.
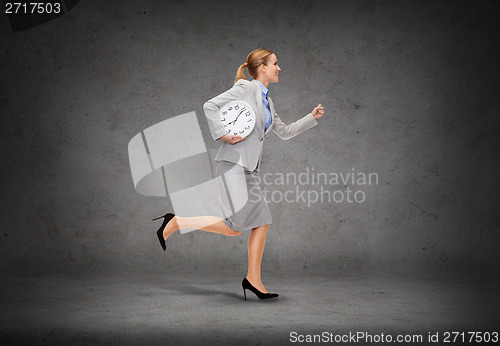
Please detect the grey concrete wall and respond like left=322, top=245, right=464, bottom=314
left=1, top=0, right=499, bottom=275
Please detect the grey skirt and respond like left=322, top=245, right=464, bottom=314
left=216, top=160, right=272, bottom=232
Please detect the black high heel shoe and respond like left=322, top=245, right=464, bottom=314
left=242, top=277, right=279, bottom=301
left=153, top=213, right=175, bottom=251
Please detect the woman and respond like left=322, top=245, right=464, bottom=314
left=154, top=48, right=324, bottom=300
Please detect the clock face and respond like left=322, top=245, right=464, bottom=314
left=219, top=100, right=256, bottom=138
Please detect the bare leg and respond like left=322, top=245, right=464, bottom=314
left=162, top=216, right=241, bottom=240
left=246, top=224, right=270, bottom=293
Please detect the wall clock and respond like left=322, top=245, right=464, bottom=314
left=219, top=100, right=256, bottom=138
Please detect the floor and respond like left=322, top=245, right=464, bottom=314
left=1, top=270, right=498, bottom=345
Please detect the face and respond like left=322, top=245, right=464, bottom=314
left=260, top=54, right=281, bottom=84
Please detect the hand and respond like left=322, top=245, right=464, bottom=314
left=312, top=104, right=325, bottom=119
left=220, top=134, right=246, bottom=144
left=229, top=110, right=245, bottom=125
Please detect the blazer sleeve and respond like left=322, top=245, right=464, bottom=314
left=272, top=111, right=318, bottom=140
left=203, top=80, right=249, bottom=141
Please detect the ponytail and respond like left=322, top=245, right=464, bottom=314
left=234, top=62, right=248, bottom=84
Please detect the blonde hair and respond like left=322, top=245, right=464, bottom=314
left=234, top=48, right=274, bottom=84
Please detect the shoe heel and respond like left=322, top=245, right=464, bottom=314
left=152, top=215, right=164, bottom=221
left=243, top=287, right=247, bottom=301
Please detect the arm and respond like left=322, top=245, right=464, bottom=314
left=272, top=104, right=325, bottom=140
left=203, top=80, right=249, bottom=142
left=272, top=112, right=318, bottom=140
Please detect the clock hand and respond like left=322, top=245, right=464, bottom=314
left=228, top=110, right=245, bottom=125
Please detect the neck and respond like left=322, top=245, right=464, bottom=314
left=256, top=77, right=270, bottom=88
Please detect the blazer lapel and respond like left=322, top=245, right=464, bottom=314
left=251, top=80, right=266, bottom=131
left=265, top=97, right=275, bottom=135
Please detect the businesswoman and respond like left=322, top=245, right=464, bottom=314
left=155, top=48, right=325, bottom=300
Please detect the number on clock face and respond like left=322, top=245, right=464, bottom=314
left=218, top=100, right=256, bottom=138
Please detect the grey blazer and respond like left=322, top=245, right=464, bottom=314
left=203, top=79, right=318, bottom=172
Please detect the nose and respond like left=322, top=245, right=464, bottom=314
left=278, top=65, right=281, bottom=71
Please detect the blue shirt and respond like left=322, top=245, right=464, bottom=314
left=255, top=80, right=273, bottom=132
